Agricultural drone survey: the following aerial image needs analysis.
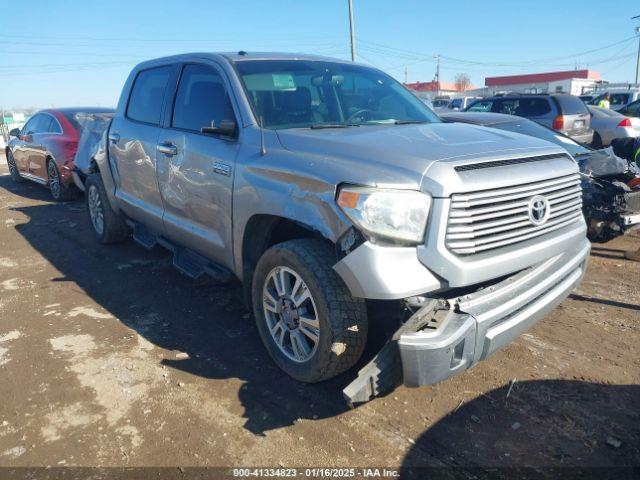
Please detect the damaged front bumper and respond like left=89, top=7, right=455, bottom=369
left=343, top=238, right=590, bottom=405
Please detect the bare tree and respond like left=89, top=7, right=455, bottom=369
left=454, top=73, right=471, bottom=92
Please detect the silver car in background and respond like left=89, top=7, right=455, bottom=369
left=588, top=105, right=640, bottom=148
left=466, top=94, right=594, bottom=144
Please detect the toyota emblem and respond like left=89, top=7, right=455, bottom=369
left=528, top=195, right=550, bottom=226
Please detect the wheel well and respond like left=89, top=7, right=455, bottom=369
left=241, top=215, right=335, bottom=306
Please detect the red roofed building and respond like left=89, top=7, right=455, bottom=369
left=404, top=80, right=477, bottom=94
left=484, top=69, right=601, bottom=96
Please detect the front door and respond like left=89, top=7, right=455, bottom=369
left=13, top=114, right=45, bottom=175
left=108, top=64, right=174, bottom=233
left=156, top=62, right=240, bottom=268
left=28, top=114, right=60, bottom=179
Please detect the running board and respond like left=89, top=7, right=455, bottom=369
left=342, top=299, right=448, bottom=407
left=171, top=247, right=232, bottom=282
left=130, top=222, right=157, bottom=250
left=127, top=220, right=233, bottom=283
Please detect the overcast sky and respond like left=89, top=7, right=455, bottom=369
left=1, top=0, right=639, bottom=109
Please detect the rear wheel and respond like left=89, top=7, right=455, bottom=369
left=252, top=239, right=368, bottom=383
left=6, top=150, right=23, bottom=183
left=47, top=159, right=78, bottom=201
left=85, top=173, right=129, bottom=244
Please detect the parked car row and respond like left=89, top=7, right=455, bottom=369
left=5, top=52, right=636, bottom=406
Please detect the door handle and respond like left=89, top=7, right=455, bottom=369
left=157, top=142, right=178, bottom=156
left=108, top=132, right=120, bottom=144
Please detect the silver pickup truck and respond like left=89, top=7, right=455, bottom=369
left=79, top=52, right=590, bottom=405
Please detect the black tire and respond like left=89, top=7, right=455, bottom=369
left=252, top=239, right=368, bottom=383
left=591, top=132, right=603, bottom=149
left=84, top=173, right=129, bottom=244
left=6, top=150, right=24, bottom=183
left=47, top=159, right=79, bottom=202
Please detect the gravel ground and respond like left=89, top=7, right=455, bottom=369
left=0, top=153, right=638, bottom=476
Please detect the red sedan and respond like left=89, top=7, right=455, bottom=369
left=5, top=108, right=114, bottom=201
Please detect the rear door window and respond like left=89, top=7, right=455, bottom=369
left=466, top=100, right=493, bottom=112
left=491, top=99, right=519, bottom=115
left=171, top=64, right=235, bottom=132
left=127, top=66, right=172, bottom=125
left=610, top=93, right=630, bottom=107
left=47, top=116, right=62, bottom=133
left=554, top=95, right=588, bottom=115
left=512, top=98, right=551, bottom=117
left=39, top=116, right=55, bottom=133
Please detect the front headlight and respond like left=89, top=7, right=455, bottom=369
left=336, top=186, right=431, bottom=244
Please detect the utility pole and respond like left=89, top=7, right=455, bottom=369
left=636, top=30, right=640, bottom=85
left=348, top=0, right=356, bottom=62
left=633, top=15, right=640, bottom=84
left=404, top=66, right=408, bottom=84
left=434, top=54, right=441, bottom=86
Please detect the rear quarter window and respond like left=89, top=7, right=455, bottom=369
left=610, top=93, right=630, bottom=106
left=554, top=95, right=588, bottom=115
left=126, top=66, right=172, bottom=125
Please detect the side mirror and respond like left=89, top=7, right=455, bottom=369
left=9, top=128, right=21, bottom=137
left=201, top=119, right=236, bottom=137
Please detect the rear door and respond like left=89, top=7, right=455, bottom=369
left=553, top=95, right=591, bottom=134
left=155, top=62, right=240, bottom=266
left=108, top=64, right=175, bottom=233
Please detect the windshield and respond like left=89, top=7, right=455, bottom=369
left=234, top=60, right=440, bottom=129
left=491, top=119, right=590, bottom=156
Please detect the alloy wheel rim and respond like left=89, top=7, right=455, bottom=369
left=87, top=185, right=104, bottom=235
left=262, top=266, right=320, bottom=363
left=48, top=162, right=60, bottom=198
left=7, top=152, right=18, bottom=176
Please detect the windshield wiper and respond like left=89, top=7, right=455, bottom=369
left=310, top=123, right=360, bottom=129
left=394, top=120, right=429, bottom=125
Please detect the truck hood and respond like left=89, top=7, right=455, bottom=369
left=275, top=122, right=569, bottom=196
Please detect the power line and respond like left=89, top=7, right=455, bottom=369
left=0, top=33, right=345, bottom=43
left=359, top=36, right=638, bottom=69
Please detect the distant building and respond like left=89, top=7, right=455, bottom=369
left=404, top=80, right=477, bottom=99
left=0, top=111, right=29, bottom=148
left=483, top=69, right=601, bottom=96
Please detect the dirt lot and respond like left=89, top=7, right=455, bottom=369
left=0, top=153, right=638, bottom=476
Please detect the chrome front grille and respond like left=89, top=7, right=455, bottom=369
left=446, top=173, right=583, bottom=255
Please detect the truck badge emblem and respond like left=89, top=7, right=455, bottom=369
left=528, top=195, right=550, bottom=226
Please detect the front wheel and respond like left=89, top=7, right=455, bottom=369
left=6, top=150, right=24, bottom=183
left=252, top=239, right=368, bottom=383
